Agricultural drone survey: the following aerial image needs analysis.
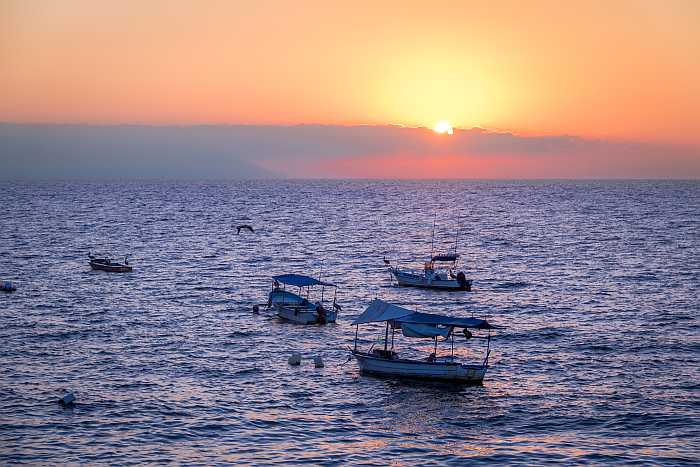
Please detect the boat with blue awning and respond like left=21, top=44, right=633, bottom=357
left=266, top=273, right=341, bottom=324
left=351, top=299, right=496, bottom=384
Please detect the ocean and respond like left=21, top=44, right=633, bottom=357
left=1, top=180, right=698, bottom=464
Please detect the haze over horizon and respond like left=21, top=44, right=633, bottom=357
left=1, top=0, right=699, bottom=178
left=2, top=123, right=699, bottom=180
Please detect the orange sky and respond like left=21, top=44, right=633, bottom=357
left=1, top=0, right=700, bottom=145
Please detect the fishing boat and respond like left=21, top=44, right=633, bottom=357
left=1, top=281, right=16, bottom=292
left=351, top=299, right=496, bottom=384
left=266, top=274, right=341, bottom=324
left=386, top=253, right=471, bottom=291
left=88, top=253, right=133, bottom=273
left=385, top=215, right=472, bottom=291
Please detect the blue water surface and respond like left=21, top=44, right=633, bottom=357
left=1, top=180, right=698, bottom=464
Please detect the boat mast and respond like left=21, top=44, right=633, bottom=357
left=453, top=214, right=461, bottom=268
left=430, top=213, right=437, bottom=260
left=453, top=214, right=461, bottom=258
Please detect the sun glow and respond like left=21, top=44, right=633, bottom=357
left=433, top=121, right=453, bottom=135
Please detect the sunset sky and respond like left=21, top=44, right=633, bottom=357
left=1, top=0, right=699, bottom=178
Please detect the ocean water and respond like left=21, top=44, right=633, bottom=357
left=1, top=180, right=698, bottom=465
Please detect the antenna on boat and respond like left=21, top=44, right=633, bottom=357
left=430, top=212, right=437, bottom=259
left=454, top=213, right=462, bottom=259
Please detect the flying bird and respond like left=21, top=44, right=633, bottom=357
left=237, top=225, right=255, bottom=235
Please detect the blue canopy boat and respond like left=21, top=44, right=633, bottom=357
left=266, top=273, right=341, bottom=324
left=351, top=299, right=496, bottom=384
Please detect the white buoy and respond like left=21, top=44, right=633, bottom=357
left=288, top=352, right=302, bottom=366
left=58, top=392, right=75, bottom=406
left=313, top=356, right=324, bottom=368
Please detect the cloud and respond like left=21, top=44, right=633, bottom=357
left=1, top=124, right=698, bottom=179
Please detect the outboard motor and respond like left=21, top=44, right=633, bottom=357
left=456, top=271, right=471, bottom=291
left=316, top=303, right=327, bottom=325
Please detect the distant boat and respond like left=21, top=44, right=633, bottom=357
left=88, top=253, right=133, bottom=273
left=1, top=281, right=16, bottom=292
left=266, top=274, right=340, bottom=324
left=385, top=215, right=472, bottom=291
left=351, top=299, right=496, bottom=384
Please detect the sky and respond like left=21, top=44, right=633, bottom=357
left=1, top=0, right=699, bottom=178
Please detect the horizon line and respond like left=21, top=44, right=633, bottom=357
left=3, top=121, right=694, bottom=148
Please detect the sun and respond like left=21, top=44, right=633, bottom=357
left=433, top=121, right=453, bottom=135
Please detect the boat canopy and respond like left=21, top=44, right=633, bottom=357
left=352, top=299, right=414, bottom=324
left=401, top=322, right=452, bottom=338
left=272, top=274, right=336, bottom=288
left=431, top=253, right=459, bottom=262
left=397, top=311, right=494, bottom=329
left=353, top=299, right=495, bottom=329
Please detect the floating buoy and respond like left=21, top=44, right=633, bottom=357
left=313, top=356, right=324, bottom=368
left=58, top=392, right=75, bottom=407
left=252, top=305, right=259, bottom=314
left=288, top=352, right=302, bottom=366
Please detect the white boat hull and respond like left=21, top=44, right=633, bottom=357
left=353, top=351, right=486, bottom=383
left=268, top=290, right=337, bottom=324
left=392, top=270, right=472, bottom=291
left=275, top=304, right=337, bottom=324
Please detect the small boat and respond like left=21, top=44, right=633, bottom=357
left=266, top=274, right=341, bottom=324
left=387, top=253, right=472, bottom=291
left=88, top=253, right=133, bottom=273
left=351, top=299, right=496, bottom=384
left=1, top=281, right=16, bottom=292
left=385, top=214, right=473, bottom=291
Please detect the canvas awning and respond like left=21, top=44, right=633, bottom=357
left=351, top=299, right=414, bottom=324
left=401, top=322, right=452, bottom=338
left=272, top=274, right=336, bottom=288
left=352, top=299, right=495, bottom=329
left=396, top=312, right=494, bottom=329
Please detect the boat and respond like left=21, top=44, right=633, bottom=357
left=351, top=299, right=496, bottom=384
left=1, top=281, right=16, bottom=292
left=88, top=253, right=133, bottom=273
left=387, top=253, right=472, bottom=291
left=385, top=214, right=473, bottom=291
left=266, top=273, right=341, bottom=324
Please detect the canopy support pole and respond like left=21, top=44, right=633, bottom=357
left=483, top=332, right=492, bottom=367
left=384, top=322, right=389, bottom=351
